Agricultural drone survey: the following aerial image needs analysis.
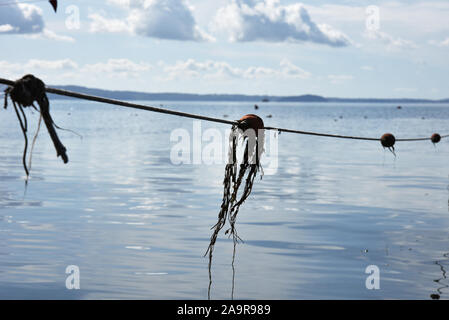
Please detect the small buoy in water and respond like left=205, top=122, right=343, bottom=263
left=431, top=133, right=441, bottom=144
left=254, top=104, right=259, bottom=110
left=397, top=106, right=402, bottom=109
left=380, top=133, right=395, bottom=148
left=223, top=114, right=229, bottom=118
left=430, top=293, right=440, bottom=300
left=266, top=114, right=272, bottom=118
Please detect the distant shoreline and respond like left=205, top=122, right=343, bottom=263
left=2, top=84, right=448, bottom=103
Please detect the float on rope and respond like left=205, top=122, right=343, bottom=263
left=380, top=133, right=396, bottom=155
left=431, top=133, right=441, bottom=144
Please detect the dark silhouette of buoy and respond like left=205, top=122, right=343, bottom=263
left=431, top=133, right=441, bottom=144
left=397, top=106, right=402, bottom=109
left=266, top=114, right=272, bottom=118
left=381, top=133, right=396, bottom=155
left=237, top=114, right=264, bottom=136
left=254, top=104, right=259, bottom=110
left=380, top=133, right=395, bottom=148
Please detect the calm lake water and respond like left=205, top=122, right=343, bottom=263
left=1, top=100, right=449, bottom=299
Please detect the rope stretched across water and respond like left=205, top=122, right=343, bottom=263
left=1, top=77, right=447, bottom=143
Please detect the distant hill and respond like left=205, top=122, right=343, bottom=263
left=327, top=97, right=445, bottom=103
left=1, top=83, right=448, bottom=103
left=47, top=85, right=274, bottom=102
left=47, top=85, right=449, bottom=103
left=277, top=94, right=328, bottom=102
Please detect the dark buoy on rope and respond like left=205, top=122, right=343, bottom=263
left=431, top=133, right=441, bottom=144
left=237, top=113, right=264, bottom=134
left=380, top=133, right=396, bottom=155
left=380, top=133, right=395, bottom=148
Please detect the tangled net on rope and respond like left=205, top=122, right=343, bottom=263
left=205, top=114, right=265, bottom=297
left=3, top=74, right=69, bottom=182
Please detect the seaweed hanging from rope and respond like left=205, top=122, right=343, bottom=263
left=205, top=114, right=265, bottom=299
left=3, top=74, right=69, bottom=182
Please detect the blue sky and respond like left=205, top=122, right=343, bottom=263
left=0, top=0, right=448, bottom=98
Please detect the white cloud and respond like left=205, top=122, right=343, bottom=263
left=82, top=59, right=152, bottom=78
left=305, top=2, right=449, bottom=51
left=364, top=30, right=417, bottom=50
left=161, top=58, right=311, bottom=80
left=306, top=2, right=449, bottom=35
left=212, top=0, right=351, bottom=47
left=0, top=59, right=78, bottom=80
left=0, top=61, right=22, bottom=75
left=90, top=0, right=214, bottom=42
left=279, top=59, right=311, bottom=79
left=0, top=1, right=74, bottom=42
left=42, top=29, right=75, bottom=42
left=0, top=58, right=150, bottom=80
left=429, top=37, right=449, bottom=47
left=25, top=29, right=76, bottom=42
left=440, top=38, right=449, bottom=46
left=25, top=59, right=79, bottom=70
left=0, top=57, right=311, bottom=93
left=378, top=2, right=449, bottom=35
left=89, top=13, right=131, bottom=34
left=107, top=0, right=131, bottom=7
left=361, top=66, right=373, bottom=71
left=0, top=24, right=14, bottom=33
left=163, top=59, right=240, bottom=79
left=0, top=2, right=44, bottom=34
left=328, top=74, right=353, bottom=84
left=1, top=59, right=78, bottom=71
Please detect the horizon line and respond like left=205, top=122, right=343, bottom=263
left=47, top=84, right=449, bottom=102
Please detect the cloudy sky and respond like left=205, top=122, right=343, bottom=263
left=0, top=0, right=448, bottom=98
